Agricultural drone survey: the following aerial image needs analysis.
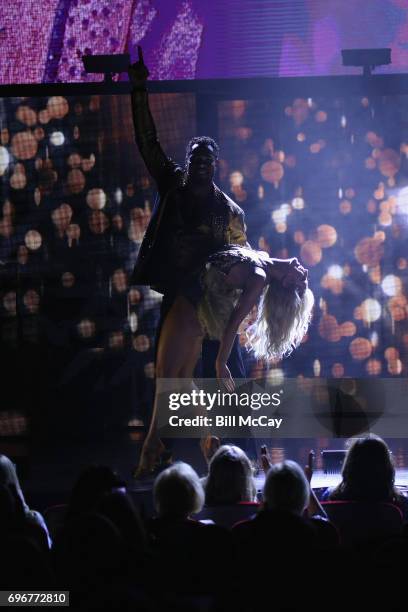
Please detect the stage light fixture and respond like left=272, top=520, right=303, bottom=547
left=341, top=48, right=391, bottom=76
left=82, top=54, right=130, bottom=82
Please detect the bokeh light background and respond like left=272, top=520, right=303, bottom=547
left=1, top=1, right=408, bottom=471
left=1, top=89, right=408, bottom=453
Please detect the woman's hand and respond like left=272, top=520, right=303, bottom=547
left=200, top=435, right=221, bottom=464
left=128, top=45, right=150, bottom=88
left=216, top=359, right=235, bottom=392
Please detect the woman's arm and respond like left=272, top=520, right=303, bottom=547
left=268, top=258, right=308, bottom=294
left=216, top=268, right=266, bottom=389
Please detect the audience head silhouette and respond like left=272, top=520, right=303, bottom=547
left=263, top=460, right=310, bottom=515
left=154, top=462, right=204, bottom=518
left=205, top=445, right=256, bottom=505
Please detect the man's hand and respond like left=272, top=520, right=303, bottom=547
left=128, top=45, right=150, bottom=88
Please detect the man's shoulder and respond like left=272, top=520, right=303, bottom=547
left=158, top=165, right=184, bottom=194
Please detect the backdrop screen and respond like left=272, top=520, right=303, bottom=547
left=1, top=1, right=408, bottom=83
left=0, top=90, right=407, bottom=452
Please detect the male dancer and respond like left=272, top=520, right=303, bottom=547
left=129, top=47, right=249, bottom=378
left=128, top=47, right=255, bottom=473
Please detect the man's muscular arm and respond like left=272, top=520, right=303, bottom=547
left=128, top=46, right=180, bottom=191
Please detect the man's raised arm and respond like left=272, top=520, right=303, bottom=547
left=128, top=46, right=179, bottom=190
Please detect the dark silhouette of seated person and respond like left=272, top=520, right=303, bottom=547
left=196, top=445, right=259, bottom=528
left=148, top=462, right=233, bottom=598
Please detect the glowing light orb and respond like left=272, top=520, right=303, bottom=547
left=11, top=131, right=38, bottom=160
left=3, top=292, right=16, bottom=315
left=266, top=368, right=284, bottom=386
left=67, top=224, right=81, bottom=243
left=370, top=332, right=379, bottom=347
left=317, top=225, right=337, bottom=248
left=10, top=168, right=27, bottom=189
left=354, top=237, right=384, bottom=266
left=315, top=110, right=327, bottom=123
left=340, top=321, right=356, bottom=337
left=366, top=359, right=381, bottom=375
left=23, top=290, right=40, bottom=313
left=0, top=146, right=10, bottom=176
left=378, top=148, right=400, bottom=178
left=387, top=296, right=407, bottom=321
left=67, top=169, right=85, bottom=194
left=349, top=337, right=372, bottom=360
left=360, top=298, right=381, bottom=323
left=50, top=131, right=65, bottom=146
left=47, top=96, right=69, bottom=119
left=129, top=291, right=142, bottom=308
left=230, top=171, right=244, bottom=188
left=294, top=231, right=305, bottom=244
left=25, top=230, right=42, bottom=250
left=328, top=265, right=343, bottom=279
left=109, top=331, right=124, bottom=349
left=388, top=359, right=402, bottom=375
left=272, top=208, right=287, bottom=225
left=332, top=363, right=344, bottom=378
left=133, top=334, right=150, bottom=352
left=381, top=275, right=402, bottom=297
left=396, top=187, right=408, bottom=214
left=82, top=154, right=96, bottom=172
left=16, top=105, right=37, bottom=126
left=300, top=241, right=322, bottom=266
left=385, top=349, right=399, bottom=364
left=86, top=188, right=107, bottom=210
left=378, top=211, right=392, bottom=226
left=89, top=210, right=109, bottom=234
left=260, top=160, right=284, bottom=184
left=129, top=313, right=138, bottom=333
left=78, top=319, right=95, bottom=338
left=114, top=188, right=123, bottom=204
left=292, top=197, right=304, bottom=210
left=318, top=314, right=341, bottom=342
left=67, top=153, right=81, bottom=168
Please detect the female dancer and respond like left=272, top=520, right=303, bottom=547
left=135, top=245, right=313, bottom=475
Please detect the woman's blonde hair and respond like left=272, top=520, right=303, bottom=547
left=198, top=263, right=314, bottom=361
left=247, top=279, right=314, bottom=360
left=204, top=445, right=257, bottom=505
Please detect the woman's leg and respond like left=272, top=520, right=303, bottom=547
left=135, top=296, right=203, bottom=476
left=156, top=295, right=203, bottom=378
